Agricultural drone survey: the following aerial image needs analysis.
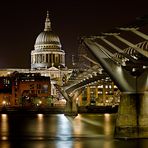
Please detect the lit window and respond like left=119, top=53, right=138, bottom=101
left=105, top=85, right=108, bottom=89
left=108, top=85, right=111, bottom=89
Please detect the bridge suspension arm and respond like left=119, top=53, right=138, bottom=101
left=118, top=27, right=148, bottom=40
left=94, top=42, right=123, bottom=64
left=83, top=38, right=136, bottom=93
left=101, top=37, right=124, bottom=53
left=82, top=55, right=100, bottom=66
left=100, top=37, right=141, bottom=64
left=113, top=34, right=148, bottom=58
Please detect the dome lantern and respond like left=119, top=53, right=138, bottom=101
left=44, top=11, right=52, bottom=31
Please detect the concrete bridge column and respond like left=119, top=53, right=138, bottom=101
left=53, top=84, right=78, bottom=116
left=114, top=93, right=138, bottom=138
left=138, top=92, right=148, bottom=137
left=115, top=92, right=148, bottom=138
left=65, top=99, right=78, bottom=116
left=137, top=69, right=148, bottom=138
left=65, top=100, right=72, bottom=113
left=64, top=89, right=84, bottom=117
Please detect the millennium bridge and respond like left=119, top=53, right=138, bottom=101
left=55, top=16, right=148, bottom=138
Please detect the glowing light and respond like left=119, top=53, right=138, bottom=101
left=132, top=68, right=136, bottom=72
left=2, top=101, right=6, bottom=105
left=37, top=114, right=43, bottom=119
left=105, top=85, right=108, bottom=88
left=143, top=65, right=147, bottom=69
left=109, top=85, right=112, bottom=89
left=114, top=85, right=117, bottom=88
left=116, top=66, right=122, bottom=73
left=1, top=136, right=8, bottom=140
left=2, top=114, right=7, bottom=118
left=98, top=85, right=103, bottom=88
left=104, top=113, right=110, bottom=118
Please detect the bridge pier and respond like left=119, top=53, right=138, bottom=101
left=115, top=92, right=148, bottom=138
left=64, top=98, right=78, bottom=117
left=114, top=93, right=138, bottom=138
left=138, top=92, right=148, bottom=138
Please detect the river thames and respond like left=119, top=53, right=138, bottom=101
left=0, top=113, right=147, bottom=148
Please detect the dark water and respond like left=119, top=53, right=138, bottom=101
left=0, top=113, right=147, bottom=148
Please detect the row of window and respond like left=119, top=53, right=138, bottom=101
left=31, top=54, right=64, bottom=64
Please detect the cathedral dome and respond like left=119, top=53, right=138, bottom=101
left=34, top=11, right=61, bottom=50
left=35, top=31, right=61, bottom=46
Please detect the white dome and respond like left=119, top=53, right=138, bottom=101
left=35, top=31, right=61, bottom=46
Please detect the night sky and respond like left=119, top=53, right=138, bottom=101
left=0, top=0, right=147, bottom=68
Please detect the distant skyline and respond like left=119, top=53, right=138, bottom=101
left=0, top=0, right=147, bottom=68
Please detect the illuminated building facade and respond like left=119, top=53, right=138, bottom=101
left=0, top=73, right=51, bottom=107
left=77, top=82, right=120, bottom=106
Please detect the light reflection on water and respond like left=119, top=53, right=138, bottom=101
left=0, top=113, right=147, bottom=148
left=104, top=113, right=113, bottom=135
left=37, top=114, right=44, bottom=134
left=0, top=114, right=9, bottom=141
